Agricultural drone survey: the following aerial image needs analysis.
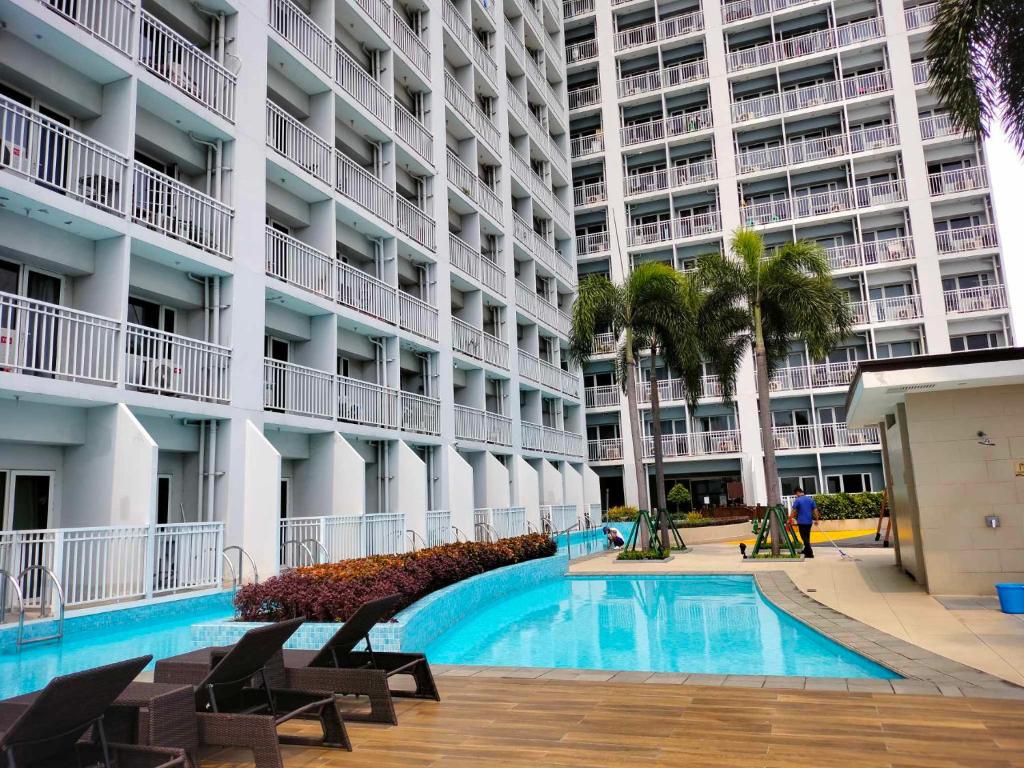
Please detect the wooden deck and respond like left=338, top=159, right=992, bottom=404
left=203, top=676, right=1024, bottom=767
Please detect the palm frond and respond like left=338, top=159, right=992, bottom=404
left=568, top=275, right=620, bottom=368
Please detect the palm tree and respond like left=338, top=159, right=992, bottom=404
left=569, top=262, right=740, bottom=550
left=927, top=0, right=1024, bottom=153
left=697, top=230, right=853, bottom=555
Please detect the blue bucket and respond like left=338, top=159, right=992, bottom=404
left=995, top=583, right=1024, bottom=614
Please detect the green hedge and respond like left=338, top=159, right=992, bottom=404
left=811, top=492, right=884, bottom=520
left=606, top=505, right=640, bottom=521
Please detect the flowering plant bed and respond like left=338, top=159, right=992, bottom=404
left=234, top=534, right=557, bottom=623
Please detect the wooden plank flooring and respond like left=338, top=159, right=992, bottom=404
left=202, top=677, right=1024, bottom=767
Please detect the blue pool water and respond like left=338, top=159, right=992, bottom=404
left=426, top=575, right=899, bottom=678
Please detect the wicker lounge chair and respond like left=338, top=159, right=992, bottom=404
left=155, top=616, right=351, bottom=768
left=0, top=655, right=190, bottom=768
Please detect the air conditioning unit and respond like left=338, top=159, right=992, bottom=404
left=146, top=357, right=184, bottom=392
left=2, top=140, right=32, bottom=174
left=0, top=325, right=20, bottom=372
left=769, top=379, right=781, bottom=391
left=805, top=97, right=823, bottom=107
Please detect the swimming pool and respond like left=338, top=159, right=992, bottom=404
left=425, top=575, right=899, bottom=678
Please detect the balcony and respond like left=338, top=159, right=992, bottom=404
left=265, top=358, right=396, bottom=425
left=637, top=375, right=722, bottom=404
left=452, top=317, right=510, bottom=369
left=395, top=103, right=434, bottom=165
left=515, top=282, right=572, bottom=336
left=641, top=430, right=742, bottom=459
left=522, top=422, right=586, bottom=457
left=138, top=11, right=236, bottom=121
left=269, top=0, right=333, bottom=75
left=927, top=166, right=989, bottom=197
left=585, top=384, right=619, bottom=408
left=626, top=211, right=721, bottom=248
left=767, top=361, right=859, bottom=393
left=125, top=324, right=230, bottom=401
left=337, top=261, right=398, bottom=324
left=736, top=125, right=899, bottom=176
left=740, top=180, right=908, bottom=227
left=624, top=159, right=717, bottom=198
left=731, top=70, right=892, bottom=123
left=568, top=83, right=601, bottom=111
left=335, top=151, right=394, bottom=224
left=444, top=72, right=501, bottom=151
left=943, top=285, right=1009, bottom=315
left=455, top=404, right=512, bottom=446
left=773, top=422, right=880, bottom=450
left=265, top=226, right=334, bottom=300
left=132, top=165, right=233, bottom=257
left=574, top=180, right=606, bottom=207
left=266, top=101, right=332, bottom=186
left=726, top=17, right=884, bottom=74
left=721, top=0, right=819, bottom=25
left=566, top=39, right=598, bottom=65
left=935, top=224, right=999, bottom=255
left=905, top=2, right=938, bottom=31
left=396, top=196, right=436, bottom=251
left=392, top=9, right=431, bottom=79
left=518, top=349, right=564, bottom=393
left=850, top=295, right=923, bottom=326
left=0, top=95, right=130, bottom=215
left=617, top=59, right=708, bottom=100
left=913, top=60, right=932, bottom=85
left=614, top=10, right=705, bottom=53
left=826, top=237, right=915, bottom=271
left=449, top=233, right=506, bottom=295
left=447, top=150, right=502, bottom=222
left=401, top=391, right=441, bottom=434
left=919, top=113, right=964, bottom=142
left=509, top=147, right=566, bottom=225
left=620, top=108, right=713, bottom=147
left=512, top=214, right=577, bottom=286
left=398, top=291, right=439, bottom=340
left=353, top=0, right=391, bottom=33
left=41, top=0, right=135, bottom=55
left=571, top=132, right=604, bottom=159
left=593, top=331, right=616, bottom=354
left=444, top=1, right=497, bottom=84
left=506, top=85, right=555, bottom=161
left=563, top=0, right=596, bottom=18
left=335, top=44, right=391, bottom=128
left=589, top=437, right=623, bottom=462
left=576, top=230, right=610, bottom=257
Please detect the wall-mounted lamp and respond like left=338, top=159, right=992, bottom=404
left=977, top=431, right=996, bottom=446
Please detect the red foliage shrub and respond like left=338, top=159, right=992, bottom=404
left=234, top=533, right=557, bottom=622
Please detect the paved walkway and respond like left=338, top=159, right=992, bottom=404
left=571, top=543, right=1024, bottom=686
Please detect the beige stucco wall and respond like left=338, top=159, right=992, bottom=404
left=902, top=384, right=1024, bottom=595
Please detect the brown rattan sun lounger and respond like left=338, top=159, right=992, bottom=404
left=154, top=616, right=351, bottom=768
left=0, top=655, right=191, bottom=768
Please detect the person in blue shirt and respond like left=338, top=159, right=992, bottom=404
left=788, top=488, right=820, bottom=558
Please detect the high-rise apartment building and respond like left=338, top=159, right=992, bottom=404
left=0, top=0, right=596, bottom=598
left=564, top=0, right=1014, bottom=508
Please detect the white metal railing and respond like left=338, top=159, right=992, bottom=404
left=515, top=282, right=571, bottom=336
left=577, top=230, right=610, bottom=256
left=43, top=0, right=135, bottom=55
left=518, top=349, right=562, bottom=391
left=394, top=102, right=434, bottom=165
left=391, top=9, right=431, bottom=78
left=768, top=361, right=859, bottom=393
left=400, top=391, right=440, bottom=434
left=919, top=112, right=964, bottom=141
left=626, top=159, right=716, bottom=197
left=775, top=422, right=880, bottom=449
left=574, top=181, right=606, bottom=207
left=340, top=375, right=399, bottom=428
left=727, top=18, right=883, bottom=73
left=589, top=438, right=623, bottom=461
left=337, top=260, right=398, bottom=324
left=265, top=227, right=334, bottom=299
left=279, top=513, right=404, bottom=564
left=637, top=375, right=721, bottom=403
left=674, top=210, right=721, bottom=239
left=568, top=83, right=601, bottom=111
left=563, top=0, right=595, bottom=18
left=620, top=108, right=712, bottom=146
left=927, top=166, right=989, bottom=196
left=827, top=236, right=915, bottom=270
left=266, top=100, right=332, bottom=185
left=336, top=150, right=394, bottom=223
left=264, top=358, right=334, bottom=418
left=593, top=331, right=616, bottom=354
left=132, top=165, right=233, bottom=258
left=732, top=70, right=892, bottom=124
left=452, top=317, right=509, bottom=369
left=943, top=285, right=1008, bottom=314
left=125, top=323, right=230, bottom=402
left=905, top=2, right=938, bottom=30
left=850, top=294, right=923, bottom=325
left=334, top=44, right=391, bottom=127
left=641, top=429, right=742, bottom=458
left=138, top=11, right=236, bottom=121
left=365, top=513, right=407, bottom=555
left=455, top=404, right=495, bottom=443
left=788, top=132, right=850, bottom=165
left=618, top=60, right=708, bottom=98
left=353, top=0, right=390, bottom=31
left=396, top=196, right=437, bottom=250
left=561, top=368, right=581, bottom=399
left=269, top=0, right=333, bottom=74
left=614, top=10, right=704, bottom=52
left=448, top=233, right=506, bottom=296
left=935, top=224, right=999, bottom=254
left=913, top=60, right=932, bottom=85
left=566, top=39, right=598, bottom=64
left=425, top=510, right=452, bottom=548
left=0, top=95, right=130, bottom=215
left=722, top=0, right=817, bottom=24
left=585, top=384, right=619, bottom=408
left=398, top=291, right=438, bottom=340
left=571, top=132, right=604, bottom=158
left=549, top=504, right=579, bottom=532
left=447, top=150, right=501, bottom=222
left=0, top=291, right=121, bottom=384
left=152, top=522, right=224, bottom=593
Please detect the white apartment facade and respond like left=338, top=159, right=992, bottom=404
left=0, top=0, right=598, bottom=605
left=565, top=0, right=1015, bottom=508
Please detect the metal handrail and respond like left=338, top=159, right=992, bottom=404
left=406, top=529, right=428, bottom=551
left=0, top=569, right=23, bottom=623
left=526, top=520, right=537, bottom=534
left=583, top=511, right=593, bottom=529
left=223, top=545, right=259, bottom=587
left=301, top=538, right=329, bottom=564
left=553, top=521, right=582, bottom=561
left=16, top=565, right=65, bottom=648
left=280, top=538, right=316, bottom=567
left=475, top=522, right=499, bottom=543
left=220, top=551, right=238, bottom=588
left=451, top=525, right=469, bottom=542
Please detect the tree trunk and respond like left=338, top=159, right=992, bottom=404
left=753, top=305, right=783, bottom=556
left=647, top=347, right=673, bottom=551
left=623, top=340, right=650, bottom=549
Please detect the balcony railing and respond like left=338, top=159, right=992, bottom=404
left=266, top=101, right=332, bottom=185
left=264, top=358, right=334, bottom=418
left=919, top=112, right=964, bottom=141
left=743, top=181, right=907, bottom=226
left=337, top=261, right=398, bottom=324
left=138, top=11, right=236, bottom=121
left=625, top=159, right=717, bottom=197
left=400, top=391, right=440, bottom=434
left=518, top=349, right=560, bottom=391
left=737, top=126, right=898, bottom=175
left=447, top=150, right=502, bottom=222
left=125, top=324, right=230, bottom=402
left=574, top=181, right=606, bottom=207
left=280, top=514, right=402, bottom=564
left=617, top=59, right=708, bottom=98
left=396, top=196, right=436, bottom=250
left=398, top=291, right=439, bottom=340
left=336, top=150, right=394, bottom=223
left=614, top=10, right=704, bottom=52
left=827, top=237, right=915, bottom=271
left=43, top=0, right=135, bottom=55
left=767, top=361, right=859, bottom=393
left=774, top=422, right=880, bottom=450
left=571, top=132, right=604, bottom=159
left=391, top=9, right=431, bottom=78
left=452, top=317, right=510, bottom=369
left=593, top=331, right=616, bottom=354
left=566, top=39, right=599, bottom=64
left=132, top=165, right=233, bottom=258
left=512, top=214, right=576, bottom=286
left=265, top=226, right=334, bottom=300
left=522, top=422, right=585, bottom=457
left=585, top=384, right=619, bottom=408
left=626, top=211, right=720, bottom=248
left=0, top=290, right=121, bottom=384
left=269, top=0, right=333, bottom=75
left=589, top=438, right=623, bottom=461
left=443, top=73, right=500, bottom=150
left=455, top=405, right=511, bottom=445
left=935, top=224, right=999, bottom=255
left=641, top=430, right=742, bottom=459
left=0, top=95, right=130, bottom=215
left=353, top=0, right=390, bottom=32
left=637, top=375, right=722, bottom=403
left=563, top=0, right=595, bottom=18
left=449, top=233, right=506, bottom=296
left=577, top=230, right=610, bottom=256
left=943, top=285, right=1008, bottom=314
left=721, top=0, right=817, bottom=24
left=335, top=44, right=391, bottom=127
left=568, top=83, right=601, bottom=111
left=850, top=295, right=923, bottom=325
left=913, top=60, right=932, bottom=85
left=905, top=2, right=938, bottom=30
left=514, top=282, right=571, bottom=336
left=732, top=70, right=892, bottom=124
left=927, top=166, right=989, bottom=197
left=395, top=102, right=434, bottom=165
left=620, top=107, right=713, bottom=146
left=726, top=18, right=883, bottom=73
left=425, top=509, right=452, bottom=547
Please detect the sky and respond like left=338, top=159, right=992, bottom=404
left=984, top=126, right=1023, bottom=342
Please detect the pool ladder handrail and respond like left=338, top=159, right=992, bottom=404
left=303, top=538, right=329, bottom=564
left=451, top=525, right=468, bottom=543
left=1, top=566, right=66, bottom=649
left=279, top=538, right=318, bottom=570
left=526, top=520, right=537, bottom=534
left=222, top=545, right=259, bottom=589
left=406, top=529, right=427, bottom=552
left=553, top=521, right=582, bottom=561
left=475, top=521, right=498, bottom=543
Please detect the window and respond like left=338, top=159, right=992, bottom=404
left=780, top=475, right=818, bottom=496
left=875, top=340, right=921, bottom=358
left=825, top=473, right=873, bottom=493
left=950, top=332, right=1002, bottom=352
